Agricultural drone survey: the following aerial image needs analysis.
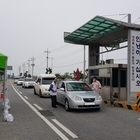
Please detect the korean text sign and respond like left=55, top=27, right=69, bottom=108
left=130, top=30, right=140, bottom=92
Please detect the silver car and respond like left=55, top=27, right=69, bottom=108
left=22, top=78, right=35, bottom=88
left=56, top=81, right=102, bottom=111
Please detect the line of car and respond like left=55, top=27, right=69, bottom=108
left=14, top=74, right=102, bottom=111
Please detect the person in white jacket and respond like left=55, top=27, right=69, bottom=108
left=49, top=78, right=58, bottom=108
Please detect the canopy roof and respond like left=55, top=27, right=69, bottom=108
left=0, top=53, right=7, bottom=72
left=64, top=16, right=140, bottom=46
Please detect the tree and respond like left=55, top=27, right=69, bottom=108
left=27, top=74, right=31, bottom=78
left=55, top=73, right=61, bottom=79
left=45, top=67, right=52, bottom=74
left=24, top=71, right=28, bottom=78
left=20, top=73, right=22, bottom=77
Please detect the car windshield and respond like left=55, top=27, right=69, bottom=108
left=42, top=78, right=55, bottom=85
left=25, top=79, right=34, bottom=81
left=66, top=82, right=92, bottom=91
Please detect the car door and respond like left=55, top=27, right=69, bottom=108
left=35, top=78, right=41, bottom=94
left=58, top=82, right=66, bottom=105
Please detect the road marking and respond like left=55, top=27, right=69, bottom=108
left=11, top=84, right=69, bottom=140
left=24, top=96, right=29, bottom=100
left=34, top=104, right=43, bottom=110
left=138, top=118, right=140, bottom=121
left=20, top=92, right=22, bottom=94
left=52, top=119, right=78, bottom=139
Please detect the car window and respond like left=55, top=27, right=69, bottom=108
left=61, top=82, right=65, bottom=89
left=66, top=82, right=92, bottom=91
left=36, top=78, right=41, bottom=83
left=42, top=78, right=55, bottom=85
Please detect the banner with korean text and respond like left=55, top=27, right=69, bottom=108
left=130, top=30, right=140, bottom=93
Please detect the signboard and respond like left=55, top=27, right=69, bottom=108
left=7, top=66, right=13, bottom=70
left=130, top=30, right=140, bottom=92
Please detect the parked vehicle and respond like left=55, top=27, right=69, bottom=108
left=56, top=80, right=102, bottom=111
left=34, top=74, right=56, bottom=97
left=14, top=77, right=19, bottom=84
left=22, top=78, right=35, bottom=88
left=17, top=78, right=24, bottom=86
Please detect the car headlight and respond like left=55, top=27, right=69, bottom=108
left=96, top=96, right=102, bottom=100
left=42, top=87, right=47, bottom=91
left=69, top=95, right=82, bottom=101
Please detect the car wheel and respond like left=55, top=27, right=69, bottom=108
left=34, top=88, right=37, bottom=95
left=39, top=90, right=43, bottom=98
left=65, top=99, right=70, bottom=111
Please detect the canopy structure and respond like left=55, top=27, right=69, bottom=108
left=64, top=15, right=140, bottom=47
left=0, top=53, right=7, bottom=73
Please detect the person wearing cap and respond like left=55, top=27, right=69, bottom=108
left=89, top=77, right=102, bottom=93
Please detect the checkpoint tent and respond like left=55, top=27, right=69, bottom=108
left=0, top=52, right=7, bottom=73
left=0, top=52, right=7, bottom=101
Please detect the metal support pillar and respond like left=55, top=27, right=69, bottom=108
left=127, top=14, right=131, bottom=104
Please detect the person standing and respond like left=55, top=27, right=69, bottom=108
left=89, top=77, right=102, bottom=93
left=49, top=78, right=58, bottom=108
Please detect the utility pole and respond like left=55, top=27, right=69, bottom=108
left=44, top=48, right=51, bottom=69
left=31, top=56, right=35, bottom=77
left=83, top=45, right=86, bottom=82
left=127, top=14, right=131, bottom=104
left=22, top=63, right=25, bottom=76
left=18, top=66, right=21, bottom=76
left=27, top=59, right=31, bottom=75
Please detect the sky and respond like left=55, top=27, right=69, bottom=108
left=0, top=0, right=140, bottom=76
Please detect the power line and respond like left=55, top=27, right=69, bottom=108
left=54, top=61, right=84, bottom=68
left=133, top=17, right=140, bottom=23
left=54, top=48, right=83, bottom=59
left=36, top=61, right=84, bottom=70
left=35, top=59, right=46, bottom=67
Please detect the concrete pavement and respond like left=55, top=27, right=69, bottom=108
left=0, top=81, right=62, bottom=140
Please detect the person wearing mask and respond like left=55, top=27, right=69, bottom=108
left=89, top=77, right=102, bottom=93
left=49, top=78, right=58, bottom=108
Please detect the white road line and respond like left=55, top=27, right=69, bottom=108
left=52, top=119, right=78, bottom=139
left=24, top=96, right=29, bottom=100
left=20, top=92, right=22, bottom=94
left=138, top=118, right=140, bottom=121
left=11, top=84, right=69, bottom=140
left=33, top=104, right=43, bottom=110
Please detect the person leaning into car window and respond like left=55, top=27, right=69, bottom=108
left=89, top=76, right=102, bottom=93
left=49, top=78, right=58, bottom=108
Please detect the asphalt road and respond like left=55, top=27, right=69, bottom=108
left=0, top=80, right=140, bottom=140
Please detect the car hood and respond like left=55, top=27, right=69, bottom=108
left=68, top=91, right=100, bottom=98
left=24, top=81, right=35, bottom=83
left=40, top=85, right=50, bottom=89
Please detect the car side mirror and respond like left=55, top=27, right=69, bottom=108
left=60, top=88, right=65, bottom=91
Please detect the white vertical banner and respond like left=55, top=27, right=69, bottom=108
left=130, top=30, right=140, bottom=93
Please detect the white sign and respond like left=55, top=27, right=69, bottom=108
left=130, top=30, right=140, bottom=92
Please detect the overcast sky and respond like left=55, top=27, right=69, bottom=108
left=0, top=0, right=140, bottom=76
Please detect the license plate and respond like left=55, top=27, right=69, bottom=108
left=85, top=102, right=95, bottom=105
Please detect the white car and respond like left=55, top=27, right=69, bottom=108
left=17, top=78, right=24, bottom=86
left=14, top=77, right=19, bottom=84
left=22, top=78, right=35, bottom=88
left=34, top=74, right=56, bottom=97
